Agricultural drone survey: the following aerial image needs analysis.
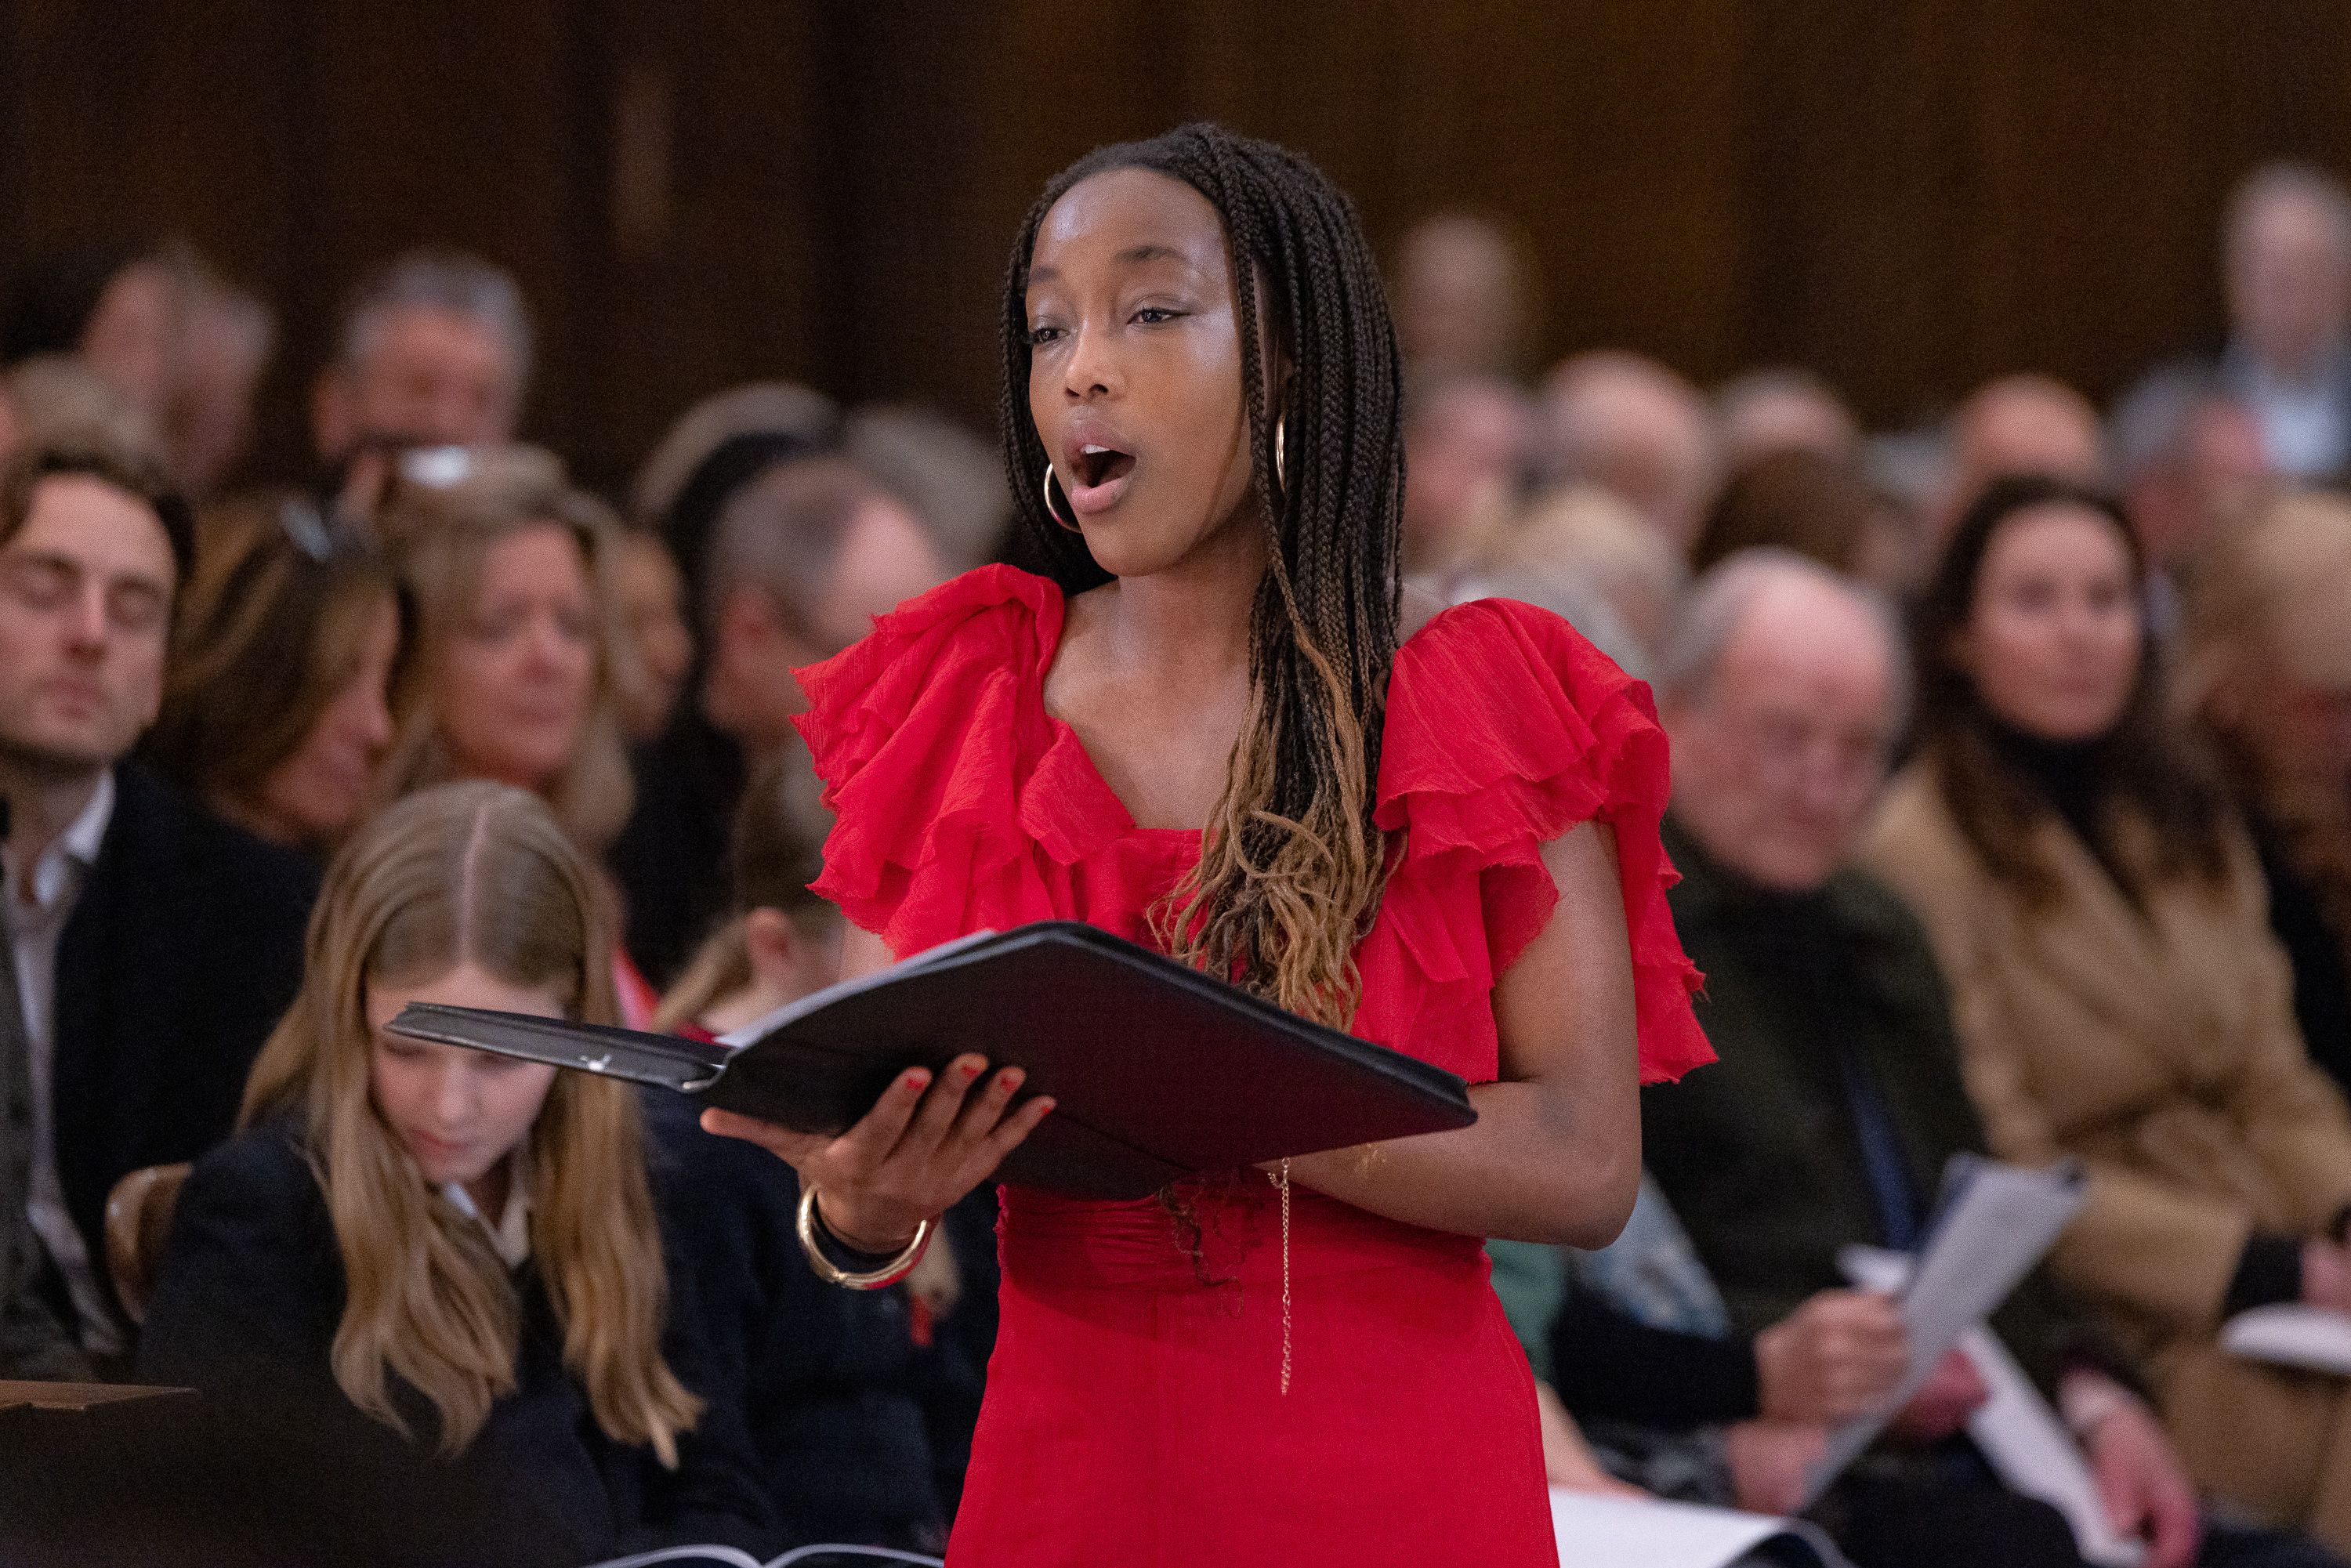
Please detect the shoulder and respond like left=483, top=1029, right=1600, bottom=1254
left=106, top=760, right=320, bottom=915
left=795, top=565, right=1060, bottom=740
left=1379, top=595, right=1666, bottom=840
left=1861, top=761, right=1977, bottom=889
left=176, top=1121, right=326, bottom=1230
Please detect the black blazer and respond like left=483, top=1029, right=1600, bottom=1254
left=139, top=1121, right=777, bottom=1566
left=50, top=761, right=316, bottom=1305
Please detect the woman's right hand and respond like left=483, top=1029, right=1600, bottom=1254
left=701, top=1054, right=1054, bottom=1251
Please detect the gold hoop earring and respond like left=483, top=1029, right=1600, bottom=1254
left=1273, top=414, right=1288, bottom=496
left=1041, top=463, right=1081, bottom=533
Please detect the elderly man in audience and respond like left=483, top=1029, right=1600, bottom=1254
left=0, top=440, right=316, bottom=1371
left=310, top=247, right=530, bottom=469
left=612, top=454, right=944, bottom=987
left=1389, top=211, right=1540, bottom=387
left=1639, top=549, right=2342, bottom=1568
left=1714, top=366, right=1861, bottom=470
left=1538, top=349, right=1721, bottom=553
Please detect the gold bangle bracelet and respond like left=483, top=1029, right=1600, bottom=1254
left=795, top=1183, right=933, bottom=1290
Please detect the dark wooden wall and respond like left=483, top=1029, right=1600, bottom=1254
left=5, top=0, right=2349, bottom=494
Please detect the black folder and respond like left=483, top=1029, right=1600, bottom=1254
left=386, top=921, right=1477, bottom=1200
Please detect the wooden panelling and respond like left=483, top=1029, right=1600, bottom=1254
left=3, top=0, right=2349, bottom=487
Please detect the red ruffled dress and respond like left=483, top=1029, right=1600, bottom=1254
left=795, top=565, right=1710, bottom=1567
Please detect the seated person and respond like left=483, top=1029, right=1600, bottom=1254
left=1643, top=549, right=2342, bottom=1568
left=2177, top=490, right=2351, bottom=1094
left=145, top=491, right=399, bottom=856
left=646, top=753, right=963, bottom=1552
left=139, top=782, right=773, bottom=1564
left=1864, top=480, right=2351, bottom=1554
left=0, top=440, right=316, bottom=1365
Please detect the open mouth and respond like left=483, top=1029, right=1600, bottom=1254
left=1074, top=444, right=1136, bottom=491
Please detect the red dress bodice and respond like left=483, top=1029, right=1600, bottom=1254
left=793, top=565, right=1709, bottom=1566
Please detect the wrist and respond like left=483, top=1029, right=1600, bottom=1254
left=814, top=1190, right=918, bottom=1257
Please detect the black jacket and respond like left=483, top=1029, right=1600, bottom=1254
left=139, top=1121, right=777, bottom=1566
left=53, top=761, right=316, bottom=1308
left=641, top=1086, right=946, bottom=1550
left=1642, top=820, right=2108, bottom=1393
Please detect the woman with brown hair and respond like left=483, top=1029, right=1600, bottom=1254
left=138, top=781, right=771, bottom=1561
left=371, top=445, right=637, bottom=854
left=1862, top=474, right=2351, bottom=1553
left=2179, top=490, right=2351, bottom=1095
left=146, top=492, right=398, bottom=854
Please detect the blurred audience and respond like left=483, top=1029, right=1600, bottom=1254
left=1938, top=374, right=2108, bottom=545
left=373, top=445, right=634, bottom=857
left=629, top=382, right=839, bottom=601
left=2179, top=491, right=2351, bottom=1094
left=645, top=753, right=959, bottom=1551
left=4, top=355, right=162, bottom=468
left=140, top=782, right=775, bottom=1563
left=614, top=454, right=943, bottom=987
left=0, top=440, right=317, bottom=1367
left=1692, top=448, right=1917, bottom=593
left=165, top=263, right=274, bottom=501
left=2210, top=164, right=2351, bottom=483
left=1450, top=483, right=1684, bottom=675
left=845, top=404, right=1012, bottom=575
left=2, top=241, right=183, bottom=425
left=1644, top=549, right=2217, bottom=1568
left=611, top=525, right=694, bottom=743
left=311, top=248, right=530, bottom=473
left=1864, top=476, right=2351, bottom=1553
left=1538, top=350, right=1720, bottom=552
left=1400, top=375, right=1534, bottom=582
left=2112, top=374, right=2276, bottom=632
left=1714, top=366, right=1860, bottom=469
left=145, top=493, right=398, bottom=856
left=1390, top=212, right=1540, bottom=386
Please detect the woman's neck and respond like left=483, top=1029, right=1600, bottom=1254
left=1088, top=523, right=1266, bottom=681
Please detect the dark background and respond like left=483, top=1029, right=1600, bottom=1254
left=5, top=0, right=2346, bottom=493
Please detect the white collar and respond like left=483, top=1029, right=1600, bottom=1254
left=19, top=770, right=114, bottom=914
left=443, top=1161, right=531, bottom=1269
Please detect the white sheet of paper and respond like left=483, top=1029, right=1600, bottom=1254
left=1805, top=1155, right=2086, bottom=1501
left=1548, top=1489, right=1846, bottom=1568
left=1961, top=1326, right=2147, bottom=1568
left=2221, top=1304, right=2351, bottom=1375
left=1838, top=1244, right=2143, bottom=1568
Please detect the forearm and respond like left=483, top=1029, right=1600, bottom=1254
left=1286, top=1074, right=1637, bottom=1246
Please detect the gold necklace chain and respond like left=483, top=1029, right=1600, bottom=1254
left=1277, top=1157, right=1293, bottom=1396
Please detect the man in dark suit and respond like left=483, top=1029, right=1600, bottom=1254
left=0, top=440, right=314, bottom=1365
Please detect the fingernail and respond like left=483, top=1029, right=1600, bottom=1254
left=962, top=1060, right=984, bottom=1081
left=904, top=1070, right=929, bottom=1090
left=998, top=1069, right=1023, bottom=1088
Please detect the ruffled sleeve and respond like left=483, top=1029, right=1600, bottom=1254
left=792, top=564, right=1077, bottom=958
left=1361, top=598, right=1712, bottom=1086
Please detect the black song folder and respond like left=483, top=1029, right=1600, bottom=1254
left=386, top=920, right=1477, bottom=1200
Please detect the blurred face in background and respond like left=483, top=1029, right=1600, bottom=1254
left=78, top=259, right=183, bottom=419
left=0, top=476, right=176, bottom=775
left=1665, top=573, right=1899, bottom=893
left=1401, top=378, right=1529, bottom=576
left=239, top=595, right=399, bottom=846
left=316, top=305, right=518, bottom=461
left=2230, top=190, right=2351, bottom=385
left=436, top=523, right=595, bottom=794
left=613, top=531, right=693, bottom=741
left=1955, top=503, right=2141, bottom=744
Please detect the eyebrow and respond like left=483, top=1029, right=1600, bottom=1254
left=1028, top=243, right=1195, bottom=284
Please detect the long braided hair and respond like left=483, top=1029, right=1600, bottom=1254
left=1001, top=125, right=1405, bottom=1031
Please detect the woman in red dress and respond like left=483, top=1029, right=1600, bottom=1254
left=705, top=124, right=1712, bottom=1564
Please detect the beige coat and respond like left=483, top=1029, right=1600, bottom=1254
left=1865, top=761, right=2351, bottom=1539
